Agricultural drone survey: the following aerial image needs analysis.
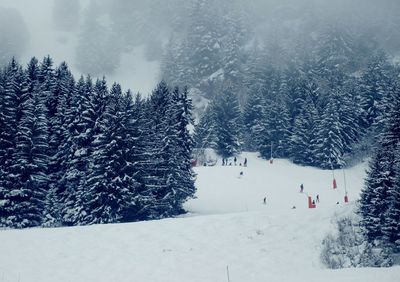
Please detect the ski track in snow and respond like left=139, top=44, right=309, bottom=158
left=0, top=153, right=399, bottom=282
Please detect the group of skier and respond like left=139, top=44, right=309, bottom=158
left=222, top=157, right=247, bottom=167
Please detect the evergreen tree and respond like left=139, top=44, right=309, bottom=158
left=211, top=84, right=242, bottom=157
left=82, top=84, right=139, bottom=224
left=193, top=105, right=216, bottom=150
left=314, top=90, right=345, bottom=169
left=6, top=85, right=49, bottom=228
left=242, top=87, right=265, bottom=151
left=60, top=76, right=95, bottom=225
left=289, top=87, right=319, bottom=165
left=359, top=87, right=400, bottom=246
left=380, top=88, right=400, bottom=250
left=358, top=51, right=392, bottom=130
left=142, top=81, right=173, bottom=218
left=359, top=145, right=395, bottom=242
left=164, top=87, right=196, bottom=214
left=184, top=0, right=222, bottom=86
left=382, top=144, right=400, bottom=251
left=0, top=59, right=27, bottom=226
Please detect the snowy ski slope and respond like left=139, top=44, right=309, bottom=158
left=0, top=153, right=399, bottom=282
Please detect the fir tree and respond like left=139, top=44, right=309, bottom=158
left=193, top=105, right=216, bottom=150
left=6, top=85, right=49, bottom=228
left=82, top=83, right=139, bottom=224
left=0, top=59, right=27, bottom=226
left=60, top=76, right=95, bottom=225
left=165, top=87, right=196, bottom=214
left=358, top=51, right=392, bottom=130
left=142, top=81, right=173, bottom=218
left=242, top=87, right=265, bottom=151
left=211, top=84, right=242, bottom=157
left=289, top=89, right=319, bottom=166
left=359, top=146, right=395, bottom=242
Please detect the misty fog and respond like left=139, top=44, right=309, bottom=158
left=0, top=0, right=399, bottom=93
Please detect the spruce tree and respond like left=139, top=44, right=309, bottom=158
left=142, top=81, right=172, bottom=218
left=193, top=105, right=216, bottom=150
left=60, top=76, right=95, bottom=225
left=359, top=51, right=392, bottom=130
left=242, top=87, right=265, bottom=151
left=0, top=59, right=27, bottom=226
left=82, top=83, right=139, bottom=224
left=314, top=90, right=345, bottom=169
left=359, top=87, right=400, bottom=245
left=7, top=84, right=49, bottom=228
left=165, top=87, right=196, bottom=214
left=211, top=84, right=242, bottom=157
left=289, top=91, right=319, bottom=166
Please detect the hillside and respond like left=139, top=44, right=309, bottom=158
left=0, top=153, right=399, bottom=282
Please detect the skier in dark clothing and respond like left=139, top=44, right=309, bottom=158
left=234, top=157, right=237, bottom=165
left=300, top=184, right=304, bottom=193
left=263, top=196, right=267, bottom=205
left=244, top=157, right=247, bottom=167
left=316, top=194, right=320, bottom=203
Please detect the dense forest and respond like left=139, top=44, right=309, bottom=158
left=156, top=0, right=400, bottom=169
left=0, top=57, right=196, bottom=228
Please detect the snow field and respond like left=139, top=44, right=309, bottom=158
left=0, top=153, right=399, bottom=282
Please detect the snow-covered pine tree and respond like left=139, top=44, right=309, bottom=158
left=359, top=145, right=395, bottom=243
left=25, top=57, right=39, bottom=93
left=183, top=0, right=223, bottom=87
left=6, top=83, right=49, bottom=228
left=359, top=85, right=400, bottom=243
left=43, top=62, right=76, bottom=226
left=314, top=90, right=345, bottom=169
left=60, top=76, right=95, bottom=225
left=358, top=50, right=392, bottom=131
left=220, top=7, right=246, bottom=98
left=315, top=24, right=356, bottom=84
left=0, top=59, right=27, bottom=226
left=193, top=105, right=216, bottom=150
left=382, top=143, right=400, bottom=252
left=81, top=83, right=140, bottom=224
left=211, top=83, right=242, bottom=157
left=0, top=59, right=24, bottom=170
left=164, top=87, right=196, bottom=214
left=242, top=87, right=265, bottom=152
left=289, top=84, right=319, bottom=166
left=380, top=87, right=400, bottom=251
left=259, top=74, right=292, bottom=159
left=141, top=81, right=173, bottom=218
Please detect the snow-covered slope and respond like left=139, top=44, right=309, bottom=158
left=0, top=153, right=399, bottom=282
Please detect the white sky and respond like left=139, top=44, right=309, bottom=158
left=0, top=0, right=159, bottom=95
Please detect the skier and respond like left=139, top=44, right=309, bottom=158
left=234, top=156, right=237, bottom=165
left=244, top=157, right=247, bottom=167
left=312, top=200, right=316, bottom=205
left=316, top=194, right=320, bottom=203
left=239, top=171, right=244, bottom=176
left=300, top=184, right=304, bottom=193
left=263, top=196, right=267, bottom=205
